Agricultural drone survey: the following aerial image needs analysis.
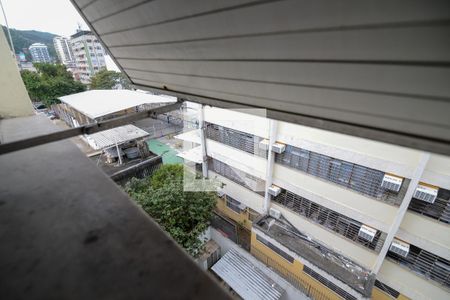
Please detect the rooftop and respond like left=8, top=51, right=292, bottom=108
left=84, top=124, right=149, bottom=150
left=58, top=90, right=177, bottom=119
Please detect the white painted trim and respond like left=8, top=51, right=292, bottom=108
left=263, top=120, right=277, bottom=213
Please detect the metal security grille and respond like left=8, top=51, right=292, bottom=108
left=276, top=145, right=409, bottom=205
left=374, top=280, right=400, bottom=298
left=209, top=158, right=265, bottom=194
left=225, top=195, right=244, bottom=213
left=256, top=234, right=295, bottom=263
left=409, top=188, right=450, bottom=224
left=303, top=266, right=357, bottom=300
left=205, top=122, right=267, bottom=157
left=387, top=243, right=450, bottom=288
left=274, top=189, right=386, bottom=252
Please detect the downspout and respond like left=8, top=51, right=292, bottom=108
left=198, top=104, right=208, bottom=178
left=263, top=119, right=278, bottom=213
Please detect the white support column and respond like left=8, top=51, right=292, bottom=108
left=371, top=152, right=430, bottom=275
left=263, top=120, right=278, bottom=213
left=198, top=104, right=208, bottom=178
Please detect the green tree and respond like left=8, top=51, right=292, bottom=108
left=125, top=164, right=216, bottom=256
left=20, top=63, right=85, bottom=107
left=90, top=68, right=130, bottom=90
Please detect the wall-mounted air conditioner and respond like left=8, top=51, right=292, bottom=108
left=413, top=183, right=438, bottom=204
left=389, top=239, right=410, bottom=257
left=268, top=185, right=281, bottom=197
left=259, top=139, right=270, bottom=150
left=381, top=174, right=403, bottom=192
left=358, top=225, right=377, bottom=242
left=269, top=208, right=281, bottom=219
left=271, top=142, right=286, bottom=154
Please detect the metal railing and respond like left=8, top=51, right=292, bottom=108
left=387, top=243, right=450, bottom=288
left=408, top=187, right=450, bottom=224
left=275, top=145, right=409, bottom=206
left=273, top=189, right=387, bottom=252
left=205, top=123, right=267, bottom=158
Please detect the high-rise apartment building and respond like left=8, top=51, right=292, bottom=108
left=53, top=36, right=75, bottom=66
left=177, top=106, right=450, bottom=300
left=69, top=30, right=106, bottom=84
left=28, top=43, right=51, bottom=63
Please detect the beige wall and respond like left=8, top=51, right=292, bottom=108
left=0, top=30, right=33, bottom=118
left=378, top=260, right=449, bottom=300
left=204, top=107, right=450, bottom=188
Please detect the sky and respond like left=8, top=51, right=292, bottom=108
left=0, top=0, right=120, bottom=71
left=0, top=0, right=88, bottom=37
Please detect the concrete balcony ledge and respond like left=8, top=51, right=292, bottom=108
left=0, top=115, right=230, bottom=299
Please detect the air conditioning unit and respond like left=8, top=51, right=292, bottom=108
left=259, top=139, right=270, bottom=150
left=271, top=142, right=286, bottom=154
left=413, top=183, right=438, bottom=204
left=389, top=239, right=410, bottom=257
left=269, top=208, right=281, bottom=219
left=216, top=189, right=225, bottom=197
left=381, top=174, right=403, bottom=192
left=358, top=225, right=377, bottom=242
left=268, top=185, right=282, bottom=197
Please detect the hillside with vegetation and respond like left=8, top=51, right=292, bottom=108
left=2, top=26, right=58, bottom=61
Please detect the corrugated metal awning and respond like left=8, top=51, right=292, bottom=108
left=85, top=124, right=149, bottom=150
left=211, top=248, right=284, bottom=300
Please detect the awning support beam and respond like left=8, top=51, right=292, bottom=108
left=0, top=101, right=183, bottom=155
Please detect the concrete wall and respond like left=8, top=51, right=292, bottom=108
left=0, top=30, right=33, bottom=118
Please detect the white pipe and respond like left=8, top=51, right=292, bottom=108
left=198, top=104, right=208, bottom=178
left=263, top=120, right=277, bottom=213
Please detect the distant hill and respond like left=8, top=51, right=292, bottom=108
left=1, top=26, right=58, bottom=61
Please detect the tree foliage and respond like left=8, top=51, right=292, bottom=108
left=2, top=26, right=57, bottom=60
left=125, top=164, right=216, bottom=256
left=90, top=68, right=130, bottom=90
left=21, top=63, right=85, bottom=107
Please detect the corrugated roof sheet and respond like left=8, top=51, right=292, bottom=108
left=59, top=90, right=176, bottom=119
left=211, top=248, right=284, bottom=300
left=85, top=125, right=149, bottom=150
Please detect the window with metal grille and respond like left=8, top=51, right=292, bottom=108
left=276, top=145, right=409, bottom=205
left=209, top=158, right=265, bottom=195
left=273, top=189, right=386, bottom=252
left=256, top=234, right=294, bottom=263
left=225, top=195, right=244, bottom=214
left=387, top=243, right=450, bottom=288
left=303, top=266, right=357, bottom=300
left=205, top=122, right=267, bottom=157
left=374, top=280, right=400, bottom=298
left=408, top=187, right=450, bottom=224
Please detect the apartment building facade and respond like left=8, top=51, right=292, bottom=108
left=28, top=43, right=51, bottom=63
left=69, top=30, right=106, bottom=84
left=53, top=36, right=75, bottom=70
left=178, top=106, right=450, bottom=300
